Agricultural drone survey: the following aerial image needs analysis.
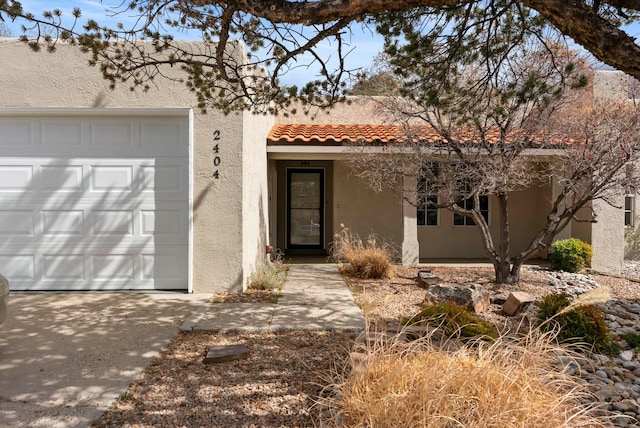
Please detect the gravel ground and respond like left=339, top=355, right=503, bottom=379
left=94, top=331, right=354, bottom=427
left=93, top=263, right=640, bottom=427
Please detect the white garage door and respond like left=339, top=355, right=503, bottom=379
left=0, top=110, right=191, bottom=291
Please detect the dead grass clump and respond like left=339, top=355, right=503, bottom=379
left=331, top=225, right=394, bottom=279
left=330, top=329, right=609, bottom=428
left=248, top=261, right=287, bottom=291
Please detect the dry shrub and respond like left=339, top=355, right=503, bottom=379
left=331, top=225, right=394, bottom=279
left=248, top=261, right=287, bottom=290
left=329, top=329, right=610, bottom=428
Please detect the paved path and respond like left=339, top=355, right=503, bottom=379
left=181, top=264, right=366, bottom=332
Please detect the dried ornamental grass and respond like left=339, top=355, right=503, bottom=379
left=330, top=329, right=610, bottom=428
left=248, top=261, right=287, bottom=291
left=331, top=225, right=394, bottom=279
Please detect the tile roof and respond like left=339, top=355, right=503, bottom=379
left=267, top=124, right=574, bottom=146
left=267, top=124, right=407, bottom=145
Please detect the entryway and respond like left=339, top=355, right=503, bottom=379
left=287, top=168, right=325, bottom=250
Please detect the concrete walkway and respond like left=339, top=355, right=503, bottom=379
left=181, top=264, right=366, bottom=332
left=0, top=293, right=209, bottom=428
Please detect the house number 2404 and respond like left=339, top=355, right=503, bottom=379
left=212, top=130, right=221, bottom=179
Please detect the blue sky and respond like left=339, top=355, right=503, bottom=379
left=4, top=1, right=640, bottom=82
left=2, top=0, right=383, bottom=87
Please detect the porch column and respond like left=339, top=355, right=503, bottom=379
left=591, top=195, right=624, bottom=272
left=402, top=174, right=420, bottom=266
left=551, top=174, right=572, bottom=241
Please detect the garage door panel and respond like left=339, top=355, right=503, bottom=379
left=92, top=210, right=135, bottom=236
left=42, top=254, right=85, bottom=280
left=0, top=118, right=34, bottom=147
left=0, top=201, right=186, bottom=243
left=0, top=210, right=35, bottom=236
left=141, top=210, right=185, bottom=237
left=141, top=120, right=187, bottom=149
left=0, top=113, right=189, bottom=291
left=0, top=159, right=188, bottom=198
left=0, top=165, right=34, bottom=191
left=1, top=246, right=187, bottom=290
left=141, top=253, right=186, bottom=281
left=90, top=165, right=134, bottom=191
left=42, top=210, right=84, bottom=236
left=141, top=165, right=183, bottom=192
left=90, top=121, right=134, bottom=147
left=92, top=254, right=136, bottom=280
left=0, top=255, right=35, bottom=280
left=41, top=120, right=83, bottom=147
left=41, top=165, right=84, bottom=191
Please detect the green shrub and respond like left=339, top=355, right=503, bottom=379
left=404, top=302, right=498, bottom=339
left=548, top=238, right=592, bottom=272
left=536, top=293, right=613, bottom=352
left=619, top=332, right=640, bottom=351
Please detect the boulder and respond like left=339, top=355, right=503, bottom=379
left=417, top=270, right=442, bottom=289
left=501, top=291, right=536, bottom=316
left=424, top=283, right=490, bottom=314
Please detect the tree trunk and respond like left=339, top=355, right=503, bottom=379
left=494, top=260, right=515, bottom=284
left=494, top=193, right=517, bottom=284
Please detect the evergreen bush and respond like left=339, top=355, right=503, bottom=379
left=548, top=238, right=592, bottom=272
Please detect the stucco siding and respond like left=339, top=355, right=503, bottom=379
left=418, top=183, right=551, bottom=259
left=332, top=161, right=403, bottom=255
left=591, top=196, right=625, bottom=272
left=277, top=97, right=389, bottom=125
left=242, top=111, right=275, bottom=288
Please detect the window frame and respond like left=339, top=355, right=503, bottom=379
left=625, top=194, right=635, bottom=227
left=417, top=194, right=439, bottom=226
left=453, top=195, right=490, bottom=226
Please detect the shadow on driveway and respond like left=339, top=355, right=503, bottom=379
left=0, top=293, right=207, bottom=428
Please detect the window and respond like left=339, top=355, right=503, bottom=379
left=453, top=195, right=489, bottom=226
left=417, top=168, right=439, bottom=226
left=625, top=195, right=635, bottom=227
left=418, top=194, right=439, bottom=226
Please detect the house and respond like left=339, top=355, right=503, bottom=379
left=0, top=39, right=627, bottom=292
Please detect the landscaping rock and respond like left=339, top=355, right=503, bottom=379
left=417, top=270, right=442, bottom=289
left=424, top=283, right=490, bottom=314
left=203, top=344, right=249, bottom=364
left=501, top=291, right=535, bottom=316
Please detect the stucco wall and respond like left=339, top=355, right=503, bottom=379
left=593, top=71, right=629, bottom=101
left=418, top=184, right=551, bottom=260
left=242, top=111, right=275, bottom=288
left=277, top=97, right=390, bottom=125
left=591, top=196, right=625, bottom=273
left=332, top=161, right=403, bottom=256
left=0, top=39, right=269, bottom=292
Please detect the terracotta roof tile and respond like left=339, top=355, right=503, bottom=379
left=267, top=124, right=572, bottom=146
left=267, top=124, right=406, bottom=145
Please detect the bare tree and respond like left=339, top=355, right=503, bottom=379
left=347, top=31, right=640, bottom=283
left=1, top=1, right=640, bottom=112
left=0, top=20, right=11, bottom=37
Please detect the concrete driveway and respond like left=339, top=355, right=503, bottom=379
left=0, top=293, right=208, bottom=428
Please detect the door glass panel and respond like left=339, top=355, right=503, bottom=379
left=289, top=172, right=321, bottom=246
